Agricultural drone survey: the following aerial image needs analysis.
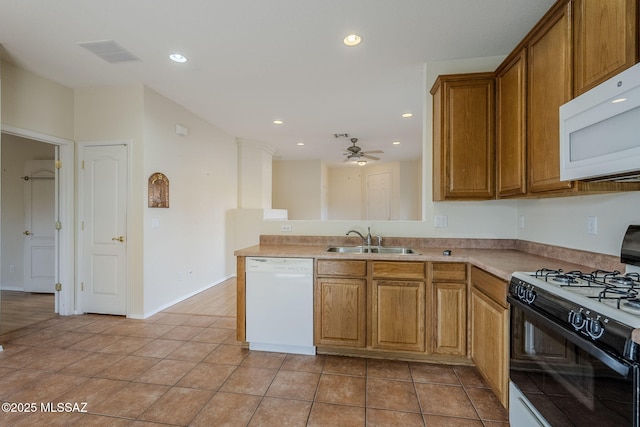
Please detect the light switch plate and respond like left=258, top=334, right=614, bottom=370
left=434, top=215, right=448, bottom=227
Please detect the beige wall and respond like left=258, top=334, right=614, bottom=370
left=273, top=160, right=323, bottom=220
left=0, top=135, right=54, bottom=290
left=142, top=87, right=237, bottom=315
left=1, top=60, right=74, bottom=139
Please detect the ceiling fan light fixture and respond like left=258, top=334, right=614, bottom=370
left=356, top=160, right=367, bottom=166
left=169, top=53, right=187, bottom=63
left=343, top=33, right=362, bottom=47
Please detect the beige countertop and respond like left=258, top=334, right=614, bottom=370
left=234, top=244, right=601, bottom=282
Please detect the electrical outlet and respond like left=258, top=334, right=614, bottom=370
left=434, top=215, right=448, bottom=227
left=281, top=224, right=292, bottom=232
left=587, top=216, right=598, bottom=235
left=518, top=215, right=525, bottom=229
left=9, top=264, right=15, bottom=273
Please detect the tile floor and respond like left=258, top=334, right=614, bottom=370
left=0, top=307, right=509, bottom=426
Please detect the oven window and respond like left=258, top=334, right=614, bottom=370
left=510, top=306, right=636, bottom=426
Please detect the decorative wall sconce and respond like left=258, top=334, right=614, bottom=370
left=148, top=172, right=169, bottom=208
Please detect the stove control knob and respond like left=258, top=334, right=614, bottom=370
left=524, top=288, right=536, bottom=304
left=587, top=317, right=604, bottom=339
left=568, top=309, right=586, bottom=330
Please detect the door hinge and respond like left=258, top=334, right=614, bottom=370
left=81, top=282, right=84, bottom=291
left=55, top=160, right=62, bottom=169
left=81, top=221, right=84, bottom=230
left=55, top=283, right=62, bottom=291
left=55, top=221, right=62, bottom=230
left=81, top=160, right=85, bottom=169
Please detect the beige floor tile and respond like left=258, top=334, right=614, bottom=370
left=98, top=336, right=154, bottom=355
left=61, top=352, right=125, bottom=377
left=212, top=316, right=238, bottom=329
left=281, top=354, right=326, bottom=373
left=138, top=386, right=213, bottom=425
left=166, top=341, right=218, bottom=362
left=67, top=333, right=121, bottom=352
left=9, top=372, right=88, bottom=402
left=422, top=414, right=484, bottom=426
left=410, top=362, right=461, bottom=385
left=315, top=373, right=366, bottom=407
left=0, top=369, right=53, bottom=399
left=151, top=313, right=192, bottom=325
left=219, top=366, right=278, bottom=395
left=55, top=377, right=128, bottom=407
left=10, top=411, right=84, bottom=427
left=366, top=408, right=425, bottom=426
left=453, top=366, right=490, bottom=388
left=366, top=377, right=421, bottom=412
left=128, top=323, right=176, bottom=338
left=415, top=383, right=478, bottom=419
left=367, top=359, right=412, bottom=381
left=41, top=331, right=94, bottom=348
left=464, top=387, right=509, bottom=422
left=203, top=344, right=250, bottom=365
left=160, top=325, right=206, bottom=341
left=248, top=396, right=312, bottom=427
left=91, top=382, right=168, bottom=418
left=176, top=362, right=236, bottom=390
left=102, top=322, right=146, bottom=336
left=266, top=370, right=320, bottom=400
left=134, top=358, right=197, bottom=385
left=323, top=355, right=367, bottom=376
left=191, top=391, right=262, bottom=427
left=181, top=315, right=219, bottom=327
left=94, top=355, right=159, bottom=381
left=241, top=350, right=287, bottom=369
left=307, top=402, right=365, bottom=427
left=191, top=327, right=234, bottom=343
left=133, top=338, right=184, bottom=358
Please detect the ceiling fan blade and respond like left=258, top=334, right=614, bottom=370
left=361, top=150, right=383, bottom=154
left=362, top=154, right=380, bottom=160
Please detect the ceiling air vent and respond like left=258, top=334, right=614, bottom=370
left=78, top=40, right=141, bottom=64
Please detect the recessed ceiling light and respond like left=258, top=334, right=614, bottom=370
left=392, top=141, right=401, bottom=145
left=343, top=33, right=362, bottom=47
left=297, top=142, right=305, bottom=146
left=169, top=53, right=187, bottom=63
left=401, top=112, right=413, bottom=118
left=612, top=98, right=627, bottom=104
left=273, top=120, right=284, bottom=125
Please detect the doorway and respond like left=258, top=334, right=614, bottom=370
left=0, top=126, right=74, bottom=338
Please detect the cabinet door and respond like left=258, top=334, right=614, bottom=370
left=372, top=280, right=426, bottom=352
left=432, top=73, right=495, bottom=200
left=314, top=278, right=366, bottom=348
left=527, top=1, right=573, bottom=194
left=471, top=288, right=509, bottom=407
left=496, top=50, right=527, bottom=198
left=433, top=283, right=466, bottom=356
left=574, top=0, right=638, bottom=95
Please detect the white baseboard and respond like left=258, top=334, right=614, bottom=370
left=0, top=286, right=25, bottom=292
left=131, top=275, right=235, bottom=319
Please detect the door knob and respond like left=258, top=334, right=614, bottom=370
left=112, top=236, right=126, bottom=243
left=23, top=230, right=32, bottom=236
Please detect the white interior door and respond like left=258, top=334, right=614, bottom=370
left=366, top=171, right=392, bottom=220
left=23, top=160, right=55, bottom=293
left=79, top=144, right=128, bottom=315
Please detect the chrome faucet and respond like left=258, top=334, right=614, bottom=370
left=346, top=227, right=372, bottom=246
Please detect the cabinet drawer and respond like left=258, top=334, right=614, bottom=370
left=431, top=263, right=467, bottom=282
left=372, top=261, right=425, bottom=280
left=471, top=266, right=507, bottom=308
left=317, top=260, right=367, bottom=277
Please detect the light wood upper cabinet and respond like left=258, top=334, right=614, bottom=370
left=573, top=0, right=638, bottom=95
left=527, top=0, right=573, bottom=194
left=431, top=73, right=496, bottom=200
left=496, top=49, right=527, bottom=198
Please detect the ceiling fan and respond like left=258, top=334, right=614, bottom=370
left=342, top=138, right=383, bottom=163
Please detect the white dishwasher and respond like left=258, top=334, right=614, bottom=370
left=245, top=257, right=315, bottom=355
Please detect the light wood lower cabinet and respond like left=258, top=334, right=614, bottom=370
left=470, top=267, right=509, bottom=408
left=431, top=263, right=467, bottom=356
left=371, top=279, right=425, bottom=352
left=314, top=277, right=366, bottom=348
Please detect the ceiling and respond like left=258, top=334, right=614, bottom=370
left=0, top=0, right=554, bottom=166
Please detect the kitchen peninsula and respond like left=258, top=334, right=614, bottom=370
left=235, top=234, right=624, bottom=407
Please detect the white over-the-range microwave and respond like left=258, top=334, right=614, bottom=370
left=560, top=62, right=640, bottom=182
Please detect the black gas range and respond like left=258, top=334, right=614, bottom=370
left=508, top=226, right=640, bottom=427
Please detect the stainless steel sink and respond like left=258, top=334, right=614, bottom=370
left=326, top=246, right=414, bottom=254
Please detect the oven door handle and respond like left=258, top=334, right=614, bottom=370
left=508, top=296, right=631, bottom=378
